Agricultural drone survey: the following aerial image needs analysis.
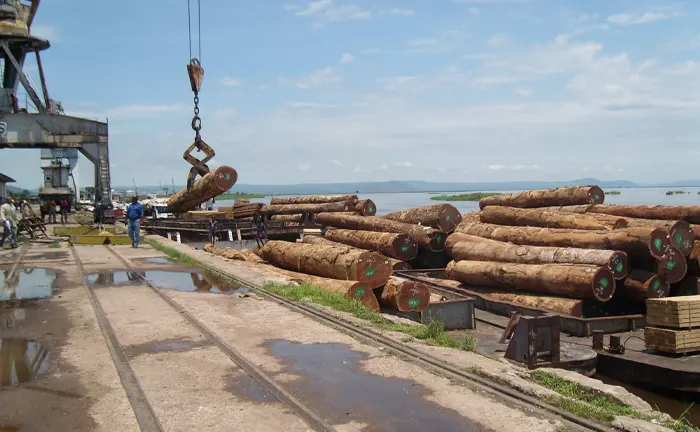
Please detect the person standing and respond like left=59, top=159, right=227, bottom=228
left=208, top=217, right=217, bottom=246
left=47, top=198, right=57, bottom=224
left=59, top=198, right=69, bottom=224
left=0, top=197, right=19, bottom=249
left=126, top=196, right=144, bottom=248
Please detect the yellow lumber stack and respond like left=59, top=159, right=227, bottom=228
left=645, top=295, right=700, bottom=354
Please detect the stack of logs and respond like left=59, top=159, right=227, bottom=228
left=441, top=185, right=700, bottom=317
left=202, top=196, right=464, bottom=315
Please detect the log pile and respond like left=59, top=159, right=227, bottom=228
left=261, top=195, right=377, bottom=222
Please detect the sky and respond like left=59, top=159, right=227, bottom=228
left=2, top=0, right=700, bottom=189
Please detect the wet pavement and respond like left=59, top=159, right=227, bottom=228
left=0, top=268, right=56, bottom=301
left=0, top=338, right=51, bottom=387
left=85, top=270, right=251, bottom=294
left=266, top=340, right=488, bottom=431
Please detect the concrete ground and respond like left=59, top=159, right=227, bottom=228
left=0, top=236, right=575, bottom=432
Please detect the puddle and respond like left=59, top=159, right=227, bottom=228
left=0, top=338, right=51, bottom=387
left=139, top=257, right=176, bottom=265
left=0, top=268, right=56, bottom=301
left=266, top=340, right=485, bottom=431
left=225, top=374, right=278, bottom=403
left=85, top=270, right=251, bottom=294
left=22, top=252, right=70, bottom=261
left=123, top=337, right=212, bottom=358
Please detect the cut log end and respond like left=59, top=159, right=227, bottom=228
left=589, top=186, right=605, bottom=205
left=394, top=281, right=430, bottom=312
left=609, top=251, right=630, bottom=280
left=392, top=235, right=419, bottom=261
left=647, top=275, right=671, bottom=299
left=592, top=268, right=616, bottom=302
left=428, top=232, right=447, bottom=252
left=348, top=284, right=378, bottom=309
left=657, top=246, right=688, bottom=284
left=648, top=228, right=671, bottom=259
left=669, top=221, right=694, bottom=256
left=355, top=199, right=377, bottom=216
left=612, top=218, right=629, bottom=229
left=213, top=166, right=239, bottom=191
left=357, top=253, right=394, bottom=288
left=391, top=261, right=412, bottom=271
left=437, top=204, right=463, bottom=232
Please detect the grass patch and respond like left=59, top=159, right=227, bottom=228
left=430, top=192, right=503, bottom=202
left=667, top=190, right=689, bottom=195
left=264, top=282, right=480, bottom=352
left=144, top=238, right=203, bottom=267
left=605, top=190, right=621, bottom=195
left=531, top=370, right=699, bottom=431
left=48, top=241, right=61, bottom=248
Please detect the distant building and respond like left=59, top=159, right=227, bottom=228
left=0, top=173, right=16, bottom=199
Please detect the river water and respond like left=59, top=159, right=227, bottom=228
left=213, top=186, right=700, bottom=425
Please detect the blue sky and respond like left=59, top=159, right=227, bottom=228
left=3, top=0, right=700, bottom=189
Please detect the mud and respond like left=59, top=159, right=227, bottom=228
left=0, top=338, right=51, bottom=387
left=122, top=337, right=213, bottom=358
left=266, top=340, right=488, bottom=432
left=0, top=268, right=56, bottom=301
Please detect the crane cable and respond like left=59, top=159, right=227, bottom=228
left=187, top=0, right=202, bottom=62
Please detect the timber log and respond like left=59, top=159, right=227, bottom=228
left=544, top=204, right=700, bottom=224
left=621, top=270, right=670, bottom=302
left=455, top=222, right=672, bottom=259
left=445, top=233, right=629, bottom=279
left=261, top=201, right=354, bottom=215
left=381, top=204, right=463, bottom=233
left=315, top=212, right=447, bottom=252
left=256, top=240, right=392, bottom=289
left=324, top=228, right=419, bottom=261
left=203, top=244, right=246, bottom=261
left=269, top=195, right=358, bottom=205
left=479, top=186, right=605, bottom=210
left=375, top=276, right=431, bottom=312
left=166, top=166, right=238, bottom=214
left=446, top=260, right=616, bottom=302
left=480, top=206, right=627, bottom=230
left=355, top=200, right=377, bottom=216
left=301, top=234, right=410, bottom=271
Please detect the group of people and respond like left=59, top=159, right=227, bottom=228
left=0, top=196, right=20, bottom=249
left=39, top=198, right=70, bottom=224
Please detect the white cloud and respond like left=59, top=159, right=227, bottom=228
left=515, top=87, right=532, bottom=97
left=488, top=164, right=541, bottom=171
left=340, top=53, right=355, bottom=64
left=395, top=161, right=413, bottom=167
left=31, top=24, right=58, bottom=41
left=472, top=76, right=518, bottom=90
left=213, top=108, right=239, bottom=121
left=469, top=7, right=480, bottom=16
left=297, top=163, right=311, bottom=170
left=287, top=101, right=339, bottom=108
left=387, top=9, right=414, bottom=16
left=403, top=29, right=467, bottom=54
left=453, top=0, right=529, bottom=4
left=487, top=34, right=509, bottom=46
left=377, top=163, right=388, bottom=170
left=279, top=68, right=342, bottom=89
left=286, top=0, right=371, bottom=27
left=607, top=12, right=673, bottom=26
left=329, top=159, right=343, bottom=166
left=67, top=104, right=184, bottom=120
left=220, top=76, right=243, bottom=87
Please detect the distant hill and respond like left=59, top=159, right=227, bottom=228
left=112, top=178, right=641, bottom=195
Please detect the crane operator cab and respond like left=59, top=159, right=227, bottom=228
left=0, top=0, right=18, bottom=21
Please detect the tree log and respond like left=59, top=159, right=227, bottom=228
left=455, top=222, right=671, bottom=259
left=480, top=206, right=627, bottom=230
left=324, top=228, right=418, bottom=261
left=420, top=277, right=585, bottom=316
left=270, top=214, right=305, bottom=223
left=389, top=259, right=412, bottom=271
left=203, top=244, right=246, bottom=261
left=621, top=270, right=670, bottom=302
left=445, top=233, right=629, bottom=279
left=269, top=195, right=358, bottom=205
left=240, top=249, right=265, bottom=264
left=655, top=246, right=687, bottom=284
left=614, top=219, right=694, bottom=256
left=261, top=201, right=354, bottom=215
left=166, top=166, right=238, bottom=214
left=544, top=204, right=700, bottom=224
left=375, top=276, right=430, bottom=312
left=302, top=234, right=410, bottom=271
left=479, top=186, right=604, bottom=210
left=315, top=212, right=447, bottom=252
left=257, top=240, right=391, bottom=289
left=355, top=200, right=377, bottom=216
left=382, top=204, right=463, bottom=233
left=261, top=264, right=379, bottom=310
left=446, top=260, right=615, bottom=301
left=408, top=249, right=451, bottom=270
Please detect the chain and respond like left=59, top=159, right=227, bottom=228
left=192, top=92, right=202, bottom=142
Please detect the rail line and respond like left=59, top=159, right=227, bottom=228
left=90, top=245, right=335, bottom=432
left=143, top=241, right=613, bottom=432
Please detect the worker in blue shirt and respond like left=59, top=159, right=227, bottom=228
left=126, top=196, right=145, bottom=248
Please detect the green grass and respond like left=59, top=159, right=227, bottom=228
left=48, top=241, right=61, bottom=248
left=144, top=238, right=203, bottom=267
left=217, top=192, right=266, bottom=200
left=605, top=190, right=621, bottom=195
left=667, top=190, right=689, bottom=195
left=264, top=282, right=480, bottom=352
left=430, top=192, right=503, bottom=202
left=531, top=370, right=699, bottom=431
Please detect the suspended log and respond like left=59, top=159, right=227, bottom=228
left=315, top=212, right=447, bottom=252
left=421, top=277, right=585, bottom=317
left=166, top=166, right=238, bottom=214
left=261, top=201, right=354, bottom=215
left=479, top=186, right=604, bottom=210
left=270, top=214, right=305, bottom=223
left=269, top=195, right=358, bottom=205
left=408, top=249, right=451, bottom=270
left=355, top=200, right=377, bottom=216
left=455, top=222, right=671, bottom=259
left=621, top=270, right=670, bottom=302
left=616, top=219, right=694, bottom=256
left=544, top=204, right=700, bottom=224
left=655, top=246, right=688, bottom=284
left=445, top=233, right=629, bottom=279
left=480, top=206, right=627, bottom=230
left=324, top=228, right=418, bottom=261
left=203, top=244, right=246, bottom=261
left=446, top=260, right=615, bottom=302
left=446, top=260, right=615, bottom=301
left=261, top=264, right=379, bottom=310
left=256, top=240, right=391, bottom=288
left=382, top=204, right=463, bottom=233
left=375, top=276, right=430, bottom=312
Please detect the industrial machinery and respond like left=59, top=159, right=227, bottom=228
left=0, top=1, right=117, bottom=223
